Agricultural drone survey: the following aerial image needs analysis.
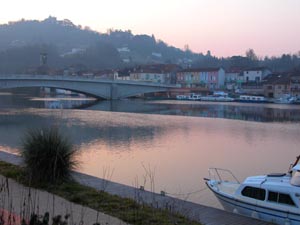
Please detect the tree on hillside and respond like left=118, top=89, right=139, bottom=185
left=245, top=49, right=259, bottom=61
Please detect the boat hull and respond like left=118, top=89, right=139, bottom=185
left=206, top=181, right=300, bottom=225
left=200, top=96, right=234, bottom=102
left=236, top=100, right=270, bottom=103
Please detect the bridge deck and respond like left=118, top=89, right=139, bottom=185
left=0, top=74, right=177, bottom=99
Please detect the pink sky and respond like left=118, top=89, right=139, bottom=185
left=1, top=0, right=300, bottom=57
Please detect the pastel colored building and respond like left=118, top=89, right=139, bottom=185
left=225, top=68, right=243, bottom=90
left=176, top=68, right=225, bottom=89
left=243, top=67, right=272, bottom=83
left=130, top=69, right=166, bottom=83
left=129, top=64, right=181, bottom=84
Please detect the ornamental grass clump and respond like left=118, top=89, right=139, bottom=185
left=21, top=127, right=78, bottom=184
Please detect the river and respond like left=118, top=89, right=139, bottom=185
left=1, top=88, right=300, bottom=208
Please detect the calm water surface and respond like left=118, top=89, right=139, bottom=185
left=1, top=88, right=300, bottom=208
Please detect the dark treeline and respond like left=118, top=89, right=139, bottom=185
left=0, top=17, right=299, bottom=74
left=192, top=50, right=300, bottom=72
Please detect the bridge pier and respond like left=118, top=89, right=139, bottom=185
left=110, top=83, right=118, bottom=100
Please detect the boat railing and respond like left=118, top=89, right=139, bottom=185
left=208, top=168, right=240, bottom=184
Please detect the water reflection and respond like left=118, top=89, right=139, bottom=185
left=1, top=88, right=300, bottom=208
left=87, top=100, right=300, bottom=122
left=1, top=108, right=299, bottom=207
left=0, top=108, right=300, bottom=207
left=0, top=110, right=165, bottom=152
left=2, top=88, right=300, bottom=122
left=0, top=88, right=96, bottom=109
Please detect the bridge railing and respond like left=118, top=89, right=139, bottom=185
left=0, top=74, right=179, bottom=88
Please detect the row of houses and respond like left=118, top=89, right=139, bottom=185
left=263, top=73, right=300, bottom=99
left=127, top=65, right=300, bottom=99
left=63, top=64, right=299, bottom=98
left=126, top=65, right=273, bottom=91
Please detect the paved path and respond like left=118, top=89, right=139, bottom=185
left=0, top=151, right=273, bottom=225
left=0, top=175, right=128, bottom=225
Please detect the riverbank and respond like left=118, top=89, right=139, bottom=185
left=0, top=151, right=201, bottom=225
left=0, top=151, right=272, bottom=225
left=0, top=174, right=127, bottom=225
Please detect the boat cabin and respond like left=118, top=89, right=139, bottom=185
left=235, top=174, right=299, bottom=209
left=206, top=163, right=300, bottom=224
left=239, top=95, right=266, bottom=102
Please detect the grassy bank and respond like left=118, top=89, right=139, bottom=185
left=0, top=161, right=201, bottom=225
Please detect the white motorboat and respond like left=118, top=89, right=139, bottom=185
left=274, top=95, right=297, bottom=104
left=237, top=95, right=269, bottom=103
left=200, top=96, right=235, bottom=102
left=176, top=93, right=201, bottom=100
left=188, top=93, right=202, bottom=100
left=205, top=156, right=300, bottom=225
left=176, top=95, right=189, bottom=100
left=200, top=91, right=234, bottom=102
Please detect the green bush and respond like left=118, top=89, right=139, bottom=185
left=21, top=127, right=78, bottom=184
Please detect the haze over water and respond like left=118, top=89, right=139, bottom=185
left=1, top=89, right=300, bottom=207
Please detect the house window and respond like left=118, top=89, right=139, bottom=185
left=268, top=191, right=295, bottom=206
left=241, top=186, right=266, bottom=200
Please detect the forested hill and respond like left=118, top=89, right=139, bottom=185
left=0, top=16, right=197, bottom=73
left=0, top=16, right=299, bottom=74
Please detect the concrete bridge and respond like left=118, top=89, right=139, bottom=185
left=0, top=75, right=177, bottom=99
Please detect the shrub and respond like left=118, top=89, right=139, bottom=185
left=21, top=127, right=78, bottom=184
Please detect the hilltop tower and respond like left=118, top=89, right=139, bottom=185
left=40, top=52, right=48, bottom=66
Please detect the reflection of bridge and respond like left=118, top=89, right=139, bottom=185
left=0, top=75, right=177, bottom=99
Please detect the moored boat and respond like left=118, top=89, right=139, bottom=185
left=188, top=93, right=202, bottom=100
left=205, top=156, right=300, bottom=225
left=200, top=95, right=235, bottom=102
left=176, top=95, right=189, bottom=100
left=200, top=91, right=234, bottom=102
left=237, top=95, right=269, bottom=103
left=176, top=93, right=201, bottom=100
left=274, top=95, right=297, bottom=104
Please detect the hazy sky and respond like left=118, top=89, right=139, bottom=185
left=1, top=0, right=300, bottom=57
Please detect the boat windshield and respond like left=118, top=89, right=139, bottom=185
left=291, top=171, right=300, bottom=186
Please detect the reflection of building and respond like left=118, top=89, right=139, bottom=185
left=44, top=99, right=94, bottom=109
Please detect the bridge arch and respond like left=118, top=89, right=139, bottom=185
left=0, top=75, right=177, bottom=100
left=0, top=83, right=107, bottom=99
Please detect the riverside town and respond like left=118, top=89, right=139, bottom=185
left=1, top=4, right=300, bottom=225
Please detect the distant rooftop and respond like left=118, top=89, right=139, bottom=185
left=179, top=67, right=223, bottom=73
